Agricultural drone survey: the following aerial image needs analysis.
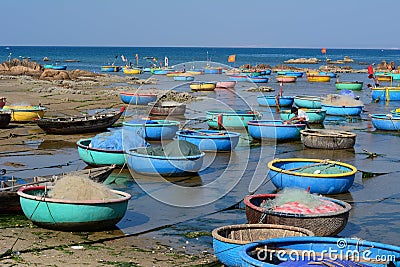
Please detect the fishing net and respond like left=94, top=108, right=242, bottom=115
left=321, top=94, right=363, bottom=107
left=136, top=140, right=201, bottom=157
left=296, top=166, right=347, bottom=175
left=90, top=128, right=147, bottom=151
left=261, top=188, right=343, bottom=215
left=48, top=175, right=119, bottom=201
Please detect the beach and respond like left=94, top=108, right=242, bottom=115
left=0, top=74, right=220, bottom=267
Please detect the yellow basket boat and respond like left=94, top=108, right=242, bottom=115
left=190, top=82, right=216, bottom=91
left=3, top=105, right=46, bottom=122
left=307, top=75, right=331, bottom=82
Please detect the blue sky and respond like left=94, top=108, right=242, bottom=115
left=3, top=0, right=400, bottom=48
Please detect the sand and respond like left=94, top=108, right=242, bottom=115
left=0, top=74, right=220, bottom=267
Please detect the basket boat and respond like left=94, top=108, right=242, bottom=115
left=300, top=129, right=356, bottom=149
left=244, top=194, right=351, bottom=236
left=212, top=224, right=314, bottom=267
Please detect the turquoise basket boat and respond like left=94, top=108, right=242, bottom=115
left=18, top=186, right=131, bottom=231
left=293, top=95, right=322, bottom=109
left=268, top=158, right=357, bottom=194
left=176, top=130, right=241, bottom=152
left=206, top=110, right=262, bottom=129
left=279, top=109, right=326, bottom=124
left=248, top=120, right=306, bottom=141
left=321, top=104, right=363, bottom=116
left=257, top=95, right=294, bottom=107
left=123, top=119, right=180, bottom=140
left=77, top=138, right=126, bottom=167
left=371, top=114, right=400, bottom=131
left=212, top=224, right=314, bottom=267
left=240, top=236, right=400, bottom=267
left=335, top=81, right=363, bottom=91
left=126, top=148, right=205, bottom=176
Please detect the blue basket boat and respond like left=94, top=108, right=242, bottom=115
left=277, top=71, right=304, bottom=77
left=248, top=120, right=306, bottom=141
left=228, top=75, right=249, bottom=82
left=206, top=110, right=262, bottom=129
left=119, top=92, right=158, bottom=105
left=321, top=104, right=363, bottom=116
left=293, top=96, right=322, bottom=109
left=279, top=109, right=326, bottom=124
left=212, top=224, right=314, bottom=267
left=101, top=66, right=121, bottom=72
left=77, top=138, right=126, bottom=167
left=173, top=75, right=195, bottom=81
left=268, top=158, right=357, bottom=194
left=248, top=76, right=269, bottom=83
left=257, top=95, right=294, bottom=107
left=371, top=114, right=400, bottom=131
left=176, top=130, right=241, bottom=152
left=240, top=236, right=400, bottom=267
left=371, top=87, right=400, bottom=101
left=123, top=119, right=180, bottom=140
left=18, top=186, right=131, bottom=231
left=126, top=147, right=205, bottom=177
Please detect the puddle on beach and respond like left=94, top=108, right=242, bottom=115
left=1, top=72, right=400, bottom=253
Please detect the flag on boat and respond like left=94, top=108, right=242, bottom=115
left=228, top=55, right=236, bottom=63
left=164, top=56, right=169, bottom=67
left=321, top=48, right=327, bottom=54
left=121, top=55, right=127, bottom=62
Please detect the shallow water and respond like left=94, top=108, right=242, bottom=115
left=2, top=70, right=400, bottom=253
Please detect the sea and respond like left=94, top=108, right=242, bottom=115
left=2, top=46, right=400, bottom=258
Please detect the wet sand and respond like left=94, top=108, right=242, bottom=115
left=0, top=74, right=220, bottom=266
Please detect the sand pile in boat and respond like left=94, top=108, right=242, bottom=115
left=261, top=188, right=343, bottom=214
left=49, top=175, right=119, bottom=201
left=321, top=94, right=363, bottom=106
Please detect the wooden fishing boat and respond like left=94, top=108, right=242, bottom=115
left=18, top=185, right=131, bottom=231
left=77, top=138, right=126, bottom=167
left=244, top=193, right=351, bottom=236
left=280, top=109, right=326, bottom=124
left=0, top=110, right=11, bottom=128
left=176, top=130, right=241, bottom=152
left=126, top=148, right=205, bottom=176
left=36, top=107, right=125, bottom=134
left=173, top=75, right=195, bottom=81
left=148, top=101, right=186, bottom=116
left=206, top=110, right=262, bottom=129
left=240, top=237, right=400, bottom=267
left=375, top=72, right=400, bottom=81
left=376, top=74, right=393, bottom=82
left=257, top=95, right=294, bottom=107
left=152, top=68, right=173, bottom=75
left=123, top=119, right=180, bottom=140
left=0, top=165, right=117, bottom=213
left=276, top=75, right=297, bottom=83
left=371, top=87, right=400, bottom=101
left=100, top=65, right=121, bottom=72
left=307, top=74, right=331, bottom=82
left=321, top=104, right=363, bottom=116
left=335, top=81, right=363, bottom=91
left=3, top=105, right=46, bottom=122
left=300, top=129, right=356, bottom=149
left=248, top=120, right=306, bottom=141
left=215, top=80, right=236, bottom=88
left=268, top=158, right=357, bottom=194
left=190, top=81, right=216, bottom=91
left=294, top=95, right=322, bottom=109
left=212, top=224, right=314, bottom=267
left=371, top=114, right=400, bottom=131
left=120, top=92, right=158, bottom=105
left=122, top=67, right=142, bottom=74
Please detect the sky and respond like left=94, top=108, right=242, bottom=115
left=2, top=0, right=400, bottom=49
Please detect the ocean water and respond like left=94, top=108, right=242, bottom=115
left=2, top=46, right=400, bottom=72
